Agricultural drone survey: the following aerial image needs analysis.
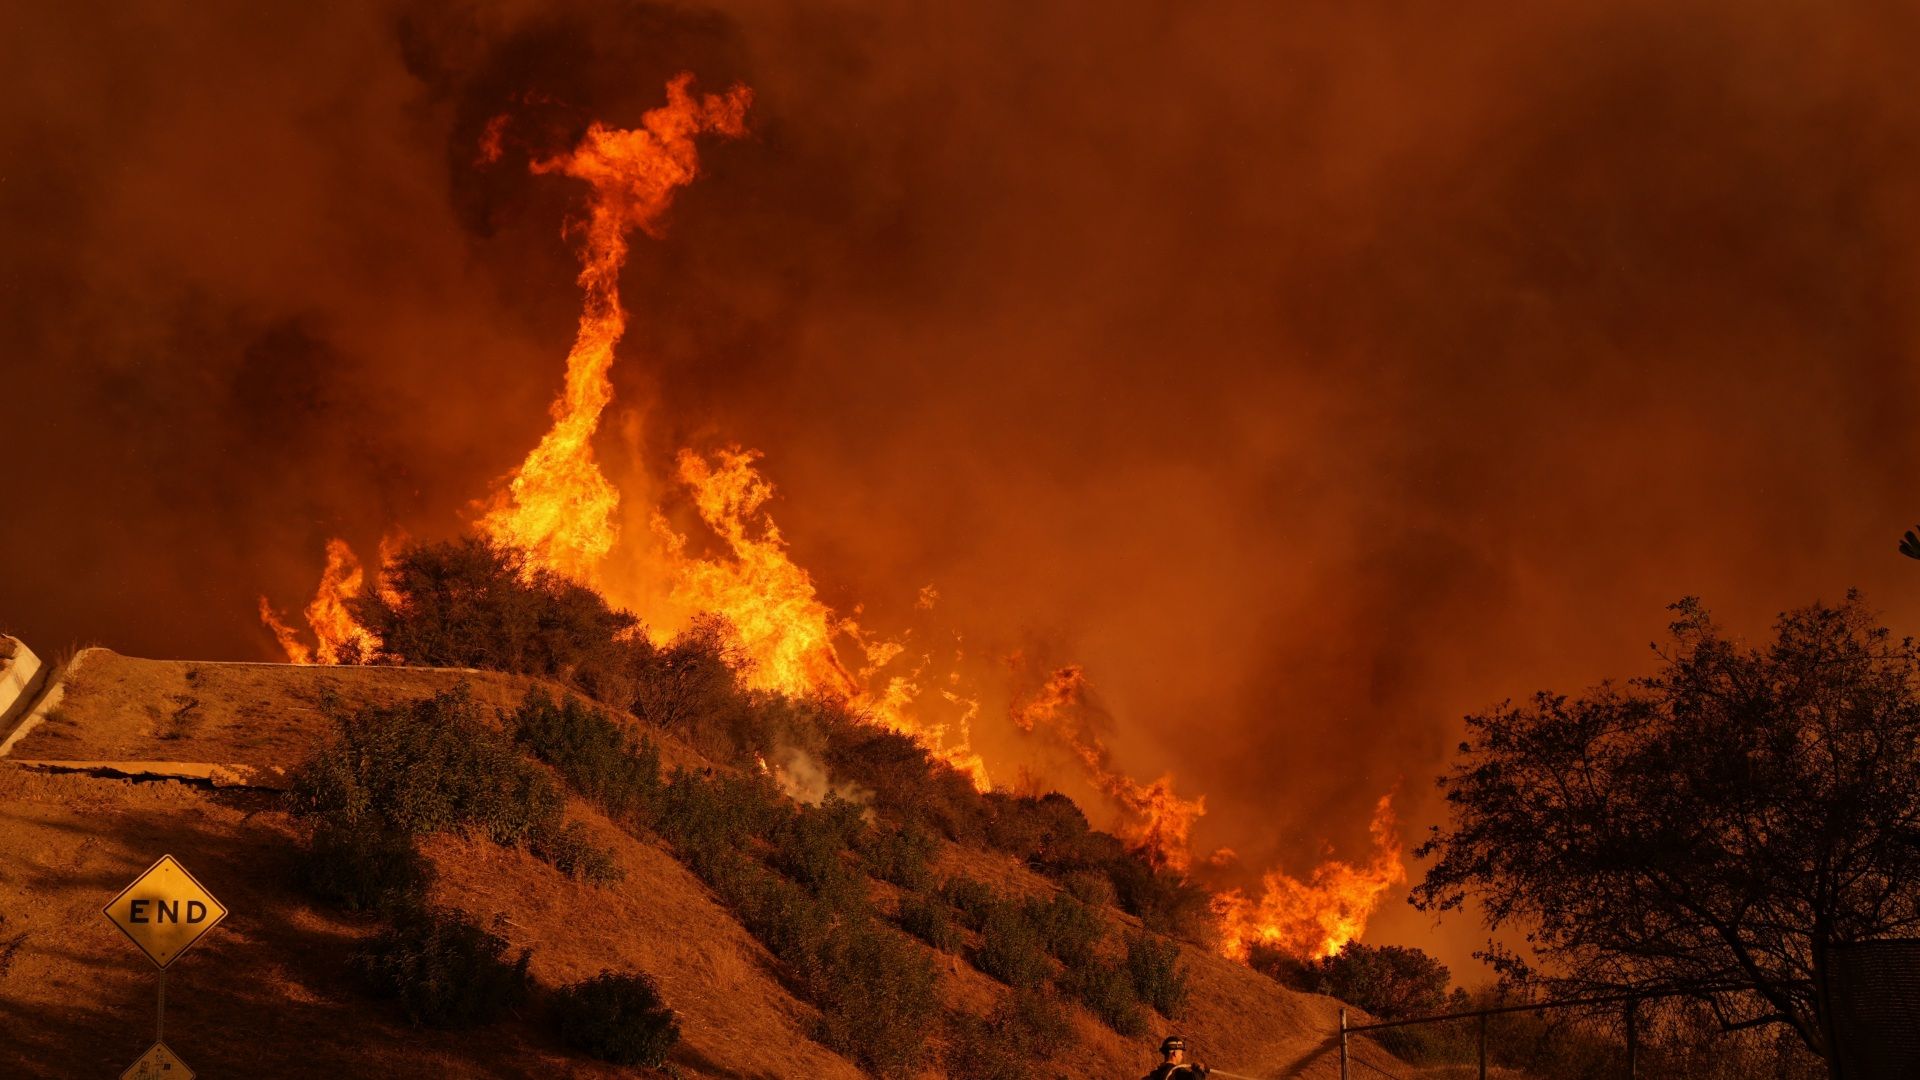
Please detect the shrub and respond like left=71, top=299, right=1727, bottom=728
left=530, top=819, right=623, bottom=886
left=1124, top=931, right=1190, bottom=1018
left=1063, top=870, right=1117, bottom=909
left=1310, top=942, right=1452, bottom=1021
left=943, top=986, right=1075, bottom=1077
left=813, top=923, right=940, bottom=1077
left=301, top=818, right=434, bottom=913
left=944, top=1014, right=1027, bottom=1080
left=941, top=877, right=998, bottom=930
left=354, top=908, right=531, bottom=1028
left=980, top=792, right=1047, bottom=860
left=656, top=768, right=790, bottom=870
left=348, top=537, right=638, bottom=682
left=728, top=865, right=840, bottom=975
left=630, top=616, right=758, bottom=757
left=827, top=723, right=986, bottom=842
left=999, top=986, right=1074, bottom=1058
left=1024, top=893, right=1104, bottom=968
left=1248, top=941, right=1317, bottom=991
left=897, top=894, right=963, bottom=953
left=1064, top=956, right=1147, bottom=1037
left=288, top=686, right=562, bottom=847
left=770, top=795, right=868, bottom=909
left=511, top=689, right=662, bottom=823
left=1106, top=855, right=1215, bottom=943
left=553, top=970, right=680, bottom=1067
left=859, top=821, right=938, bottom=892
left=974, top=902, right=1051, bottom=989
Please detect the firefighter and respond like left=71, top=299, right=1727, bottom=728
left=1143, top=1034, right=1210, bottom=1079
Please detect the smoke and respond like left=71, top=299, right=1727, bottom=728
left=768, top=744, right=871, bottom=814
left=6, top=0, right=1920, bottom=974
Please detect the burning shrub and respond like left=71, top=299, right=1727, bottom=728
left=530, top=819, right=623, bottom=886
left=896, top=893, right=963, bottom=953
left=812, top=923, right=940, bottom=1078
left=354, top=907, right=531, bottom=1029
left=301, top=818, right=435, bottom=913
left=1123, top=931, right=1190, bottom=1018
left=552, top=970, right=681, bottom=1068
left=1063, top=955, right=1147, bottom=1037
left=511, top=689, right=662, bottom=824
left=349, top=537, right=638, bottom=684
left=857, top=820, right=937, bottom=892
left=629, top=616, right=758, bottom=757
left=1024, top=893, right=1105, bottom=969
left=974, top=901, right=1051, bottom=989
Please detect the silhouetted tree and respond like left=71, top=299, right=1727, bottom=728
left=1414, top=594, right=1920, bottom=1076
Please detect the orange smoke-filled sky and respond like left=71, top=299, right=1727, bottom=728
left=5, top=0, right=1920, bottom=977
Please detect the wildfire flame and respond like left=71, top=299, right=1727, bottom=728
left=660, top=446, right=859, bottom=698
left=659, top=446, right=992, bottom=788
left=257, top=537, right=380, bottom=665
left=262, top=74, right=1404, bottom=963
left=1211, top=793, right=1408, bottom=961
left=479, top=73, right=752, bottom=583
left=1011, top=665, right=1206, bottom=871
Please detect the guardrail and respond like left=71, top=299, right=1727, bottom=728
left=1336, top=982, right=1756, bottom=1080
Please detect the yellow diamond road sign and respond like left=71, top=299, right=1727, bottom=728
left=122, top=1040, right=193, bottom=1080
left=103, top=855, right=227, bottom=969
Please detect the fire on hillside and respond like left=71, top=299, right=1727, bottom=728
left=257, top=74, right=1402, bottom=963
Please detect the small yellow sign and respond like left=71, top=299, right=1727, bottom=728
left=121, top=1040, right=193, bottom=1080
left=103, top=855, right=228, bottom=969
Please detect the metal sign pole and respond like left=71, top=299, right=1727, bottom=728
left=1478, top=1011, right=1488, bottom=1080
left=1625, top=998, right=1637, bottom=1079
left=156, top=969, right=166, bottom=1043
left=1339, top=1007, right=1349, bottom=1080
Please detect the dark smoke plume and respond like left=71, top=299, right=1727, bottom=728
left=5, top=0, right=1919, bottom=972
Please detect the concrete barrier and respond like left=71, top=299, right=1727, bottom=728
left=0, top=636, right=44, bottom=733
left=0, top=643, right=94, bottom=759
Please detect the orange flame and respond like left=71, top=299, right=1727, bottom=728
left=257, top=596, right=311, bottom=665
left=1011, top=665, right=1207, bottom=870
left=1211, top=794, right=1408, bottom=961
left=467, top=78, right=988, bottom=788
left=480, top=74, right=752, bottom=582
left=258, top=538, right=382, bottom=664
left=659, top=447, right=991, bottom=788
left=661, top=446, right=858, bottom=698
left=271, top=81, right=1409, bottom=944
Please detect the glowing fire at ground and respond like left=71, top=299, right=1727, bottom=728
left=261, top=73, right=1399, bottom=963
left=1211, top=794, right=1408, bottom=961
left=258, top=538, right=379, bottom=665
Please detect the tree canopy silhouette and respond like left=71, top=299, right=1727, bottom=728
left=1414, top=593, right=1920, bottom=1072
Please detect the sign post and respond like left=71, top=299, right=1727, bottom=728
left=104, top=855, right=227, bottom=1080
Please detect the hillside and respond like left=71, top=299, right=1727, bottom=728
left=0, top=643, right=1412, bottom=1079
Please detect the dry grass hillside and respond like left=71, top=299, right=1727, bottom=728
left=0, top=649, right=1412, bottom=1079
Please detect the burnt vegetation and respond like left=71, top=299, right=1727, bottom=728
left=282, top=535, right=1207, bottom=1074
